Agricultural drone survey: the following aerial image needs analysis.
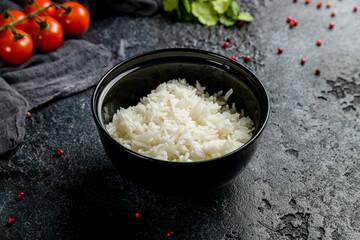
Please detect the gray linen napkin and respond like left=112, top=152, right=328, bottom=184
left=0, top=0, right=161, bottom=155
left=104, top=0, right=162, bottom=16
left=0, top=39, right=115, bottom=155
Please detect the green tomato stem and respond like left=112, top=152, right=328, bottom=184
left=5, top=25, right=24, bottom=40
left=3, top=10, right=16, bottom=22
left=0, top=2, right=65, bottom=32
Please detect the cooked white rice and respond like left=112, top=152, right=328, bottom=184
left=106, top=79, right=254, bottom=162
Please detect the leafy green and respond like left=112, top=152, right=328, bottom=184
left=211, top=0, right=231, bottom=14
left=225, top=1, right=239, bottom=18
left=192, top=1, right=218, bottom=26
left=219, top=0, right=239, bottom=26
left=182, top=0, right=191, bottom=13
left=162, top=0, right=254, bottom=27
left=237, top=11, right=253, bottom=22
left=163, top=0, right=179, bottom=12
left=219, top=14, right=236, bottom=26
left=177, top=0, right=193, bottom=21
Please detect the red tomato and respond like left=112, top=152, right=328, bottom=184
left=55, top=1, right=90, bottom=35
left=24, top=0, right=56, bottom=17
left=26, top=16, right=63, bottom=52
left=0, top=29, right=34, bottom=65
left=0, top=10, right=28, bottom=31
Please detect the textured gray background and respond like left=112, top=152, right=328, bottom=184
left=1, top=0, right=360, bottom=239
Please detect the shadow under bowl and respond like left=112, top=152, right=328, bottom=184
left=92, top=48, right=270, bottom=195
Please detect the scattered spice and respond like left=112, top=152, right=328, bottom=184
left=305, top=0, right=310, bottom=4
left=223, top=42, right=229, bottom=48
left=26, top=112, right=31, bottom=118
left=278, top=47, right=283, bottom=54
left=326, top=1, right=331, bottom=8
left=289, top=19, right=298, bottom=28
left=226, top=36, right=232, bottom=42
left=238, top=21, right=245, bottom=27
left=301, top=58, right=306, bottom=65
left=57, top=149, right=64, bottom=156
left=44, top=170, right=51, bottom=176
left=331, top=11, right=336, bottom=17
left=354, top=6, right=358, bottom=12
left=230, top=56, right=236, bottom=60
left=293, top=0, right=297, bottom=3
left=329, top=21, right=335, bottom=29
left=315, top=69, right=321, bottom=75
left=287, top=16, right=292, bottom=22
left=317, top=2, right=322, bottom=8
left=17, top=192, right=25, bottom=200
left=244, top=55, right=250, bottom=62
left=317, top=39, right=322, bottom=46
left=7, top=217, right=15, bottom=225
left=135, top=212, right=142, bottom=219
left=167, top=231, right=174, bottom=238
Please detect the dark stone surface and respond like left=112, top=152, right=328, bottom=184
left=1, top=0, right=360, bottom=239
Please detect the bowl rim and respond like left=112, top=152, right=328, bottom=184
left=91, top=48, right=270, bottom=165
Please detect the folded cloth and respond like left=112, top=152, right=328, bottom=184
left=0, top=77, right=28, bottom=155
left=0, top=0, right=154, bottom=155
left=0, top=39, right=115, bottom=155
left=104, top=0, right=162, bottom=16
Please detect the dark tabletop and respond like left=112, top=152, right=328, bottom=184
left=1, top=0, right=360, bottom=239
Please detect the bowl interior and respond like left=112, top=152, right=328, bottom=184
left=95, top=49, right=269, bottom=150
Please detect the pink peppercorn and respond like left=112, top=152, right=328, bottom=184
left=287, top=16, right=292, bottom=22
left=230, top=56, right=236, bottom=60
left=135, top=212, right=142, bottom=219
left=17, top=192, right=25, bottom=199
left=223, top=42, right=229, bottom=48
left=244, top=55, right=250, bottom=62
left=289, top=19, right=298, bottom=28
left=305, top=0, right=310, bottom=4
left=329, top=21, right=335, bottom=29
left=238, top=21, right=245, bottom=27
left=278, top=47, right=283, bottom=54
left=317, top=39, right=322, bottom=46
left=354, top=6, right=358, bottom=12
left=317, top=2, right=322, bottom=8
left=167, top=231, right=174, bottom=238
left=301, top=58, right=306, bottom=65
left=7, top=217, right=15, bottom=225
left=57, top=149, right=64, bottom=156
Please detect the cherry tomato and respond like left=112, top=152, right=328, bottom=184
left=0, top=29, right=34, bottom=65
left=24, top=0, right=56, bottom=17
left=26, top=16, right=63, bottom=52
left=55, top=2, right=90, bottom=35
left=0, top=10, right=28, bottom=31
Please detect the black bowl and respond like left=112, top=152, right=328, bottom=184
left=92, top=49, right=270, bottom=195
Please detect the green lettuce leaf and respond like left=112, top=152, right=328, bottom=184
left=211, top=0, right=231, bottom=14
left=219, top=14, right=236, bottom=26
left=178, top=0, right=193, bottom=20
left=163, top=0, right=179, bottom=12
left=192, top=1, right=218, bottom=26
left=226, top=1, right=239, bottom=19
left=182, top=0, right=191, bottom=13
left=237, top=11, right=253, bottom=22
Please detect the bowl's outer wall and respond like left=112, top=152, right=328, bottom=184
left=97, top=127, right=262, bottom=194
left=92, top=49, right=270, bottom=194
